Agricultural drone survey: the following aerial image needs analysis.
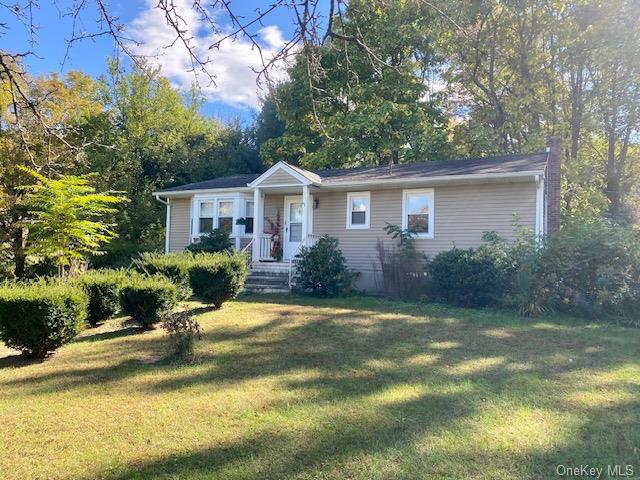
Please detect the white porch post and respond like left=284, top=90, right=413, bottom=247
left=302, top=185, right=310, bottom=240
left=252, top=188, right=260, bottom=262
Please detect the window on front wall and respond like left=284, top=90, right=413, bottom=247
left=217, top=200, right=234, bottom=234
left=199, top=202, right=214, bottom=234
left=347, top=192, right=370, bottom=229
left=244, top=200, right=254, bottom=235
left=402, top=189, right=434, bottom=237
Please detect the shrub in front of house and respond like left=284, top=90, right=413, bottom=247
left=377, top=224, right=428, bottom=301
left=119, top=275, right=179, bottom=329
left=188, top=252, right=248, bottom=308
left=427, top=240, right=510, bottom=308
left=528, top=219, right=640, bottom=320
left=295, top=236, right=356, bottom=296
left=186, top=228, right=233, bottom=254
left=133, top=252, right=194, bottom=299
left=78, top=269, right=127, bottom=326
left=0, top=282, right=87, bottom=358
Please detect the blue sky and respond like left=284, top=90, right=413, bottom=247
left=4, top=0, right=300, bottom=124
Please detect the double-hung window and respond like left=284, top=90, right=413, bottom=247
left=217, top=200, right=234, bottom=234
left=402, top=189, right=434, bottom=238
left=244, top=200, right=254, bottom=235
left=198, top=202, right=214, bottom=234
left=347, top=192, right=370, bottom=229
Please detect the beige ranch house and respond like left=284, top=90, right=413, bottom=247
left=154, top=144, right=561, bottom=292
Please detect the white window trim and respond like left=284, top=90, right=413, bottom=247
left=242, top=199, right=255, bottom=237
left=191, top=193, right=242, bottom=240
left=346, top=191, right=371, bottom=229
left=402, top=188, right=434, bottom=239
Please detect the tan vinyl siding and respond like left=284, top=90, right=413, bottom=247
left=312, top=181, right=537, bottom=272
left=263, top=194, right=285, bottom=237
left=260, top=169, right=302, bottom=186
left=168, top=198, right=191, bottom=252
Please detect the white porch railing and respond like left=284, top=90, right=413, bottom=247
left=289, top=234, right=322, bottom=288
left=258, top=234, right=276, bottom=261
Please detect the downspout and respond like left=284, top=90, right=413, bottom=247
left=154, top=195, right=170, bottom=254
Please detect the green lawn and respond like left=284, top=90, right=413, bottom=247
left=0, top=294, right=639, bottom=479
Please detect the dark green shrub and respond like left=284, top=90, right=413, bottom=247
left=90, top=239, right=153, bottom=269
left=133, top=252, right=194, bottom=299
left=186, top=229, right=233, bottom=253
left=0, top=282, right=87, bottom=358
left=531, top=220, right=640, bottom=319
left=78, top=269, right=126, bottom=326
left=119, top=275, right=178, bottom=329
left=188, top=252, right=248, bottom=308
left=295, top=236, right=356, bottom=296
left=428, top=242, right=509, bottom=308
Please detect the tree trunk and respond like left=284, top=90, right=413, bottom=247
left=12, top=227, right=26, bottom=278
left=606, top=130, right=621, bottom=219
left=569, top=63, right=584, bottom=162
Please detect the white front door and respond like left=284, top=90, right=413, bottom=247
left=284, top=196, right=304, bottom=260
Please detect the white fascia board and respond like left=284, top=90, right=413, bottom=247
left=247, top=161, right=319, bottom=188
left=152, top=187, right=252, bottom=197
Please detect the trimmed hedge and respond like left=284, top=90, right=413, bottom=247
left=78, top=269, right=127, bottom=326
left=189, top=253, right=248, bottom=308
left=119, top=275, right=178, bottom=329
left=0, top=282, right=87, bottom=358
left=133, top=252, right=194, bottom=299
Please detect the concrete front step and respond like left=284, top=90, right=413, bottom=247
left=244, top=263, right=292, bottom=293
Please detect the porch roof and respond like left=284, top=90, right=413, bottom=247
left=154, top=152, right=548, bottom=195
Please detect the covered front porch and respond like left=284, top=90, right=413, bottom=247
left=244, top=162, right=322, bottom=265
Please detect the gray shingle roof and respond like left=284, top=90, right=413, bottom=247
left=155, top=152, right=547, bottom=194
left=316, top=152, right=548, bottom=184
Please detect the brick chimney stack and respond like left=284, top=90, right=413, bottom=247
left=546, top=137, right=562, bottom=234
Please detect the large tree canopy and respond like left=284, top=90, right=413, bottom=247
left=261, top=0, right=454, bottom=169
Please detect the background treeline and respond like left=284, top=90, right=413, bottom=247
left=2, top=0, right=639, bottom=278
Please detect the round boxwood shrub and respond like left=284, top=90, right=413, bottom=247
left=0, top=282, right=87, bottom=358
left=78, top=269, right=127, bottom=326
left=188, top=252, right=248, bottom=308
left=132, top=252, right=194, bottom=299
left=119, top=275, right=178, bottom=329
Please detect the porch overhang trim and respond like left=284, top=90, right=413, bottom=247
left=247, top=161, right=321, bottom=188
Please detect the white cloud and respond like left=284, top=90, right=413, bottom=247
left=128, top=0, right=289, bottom=109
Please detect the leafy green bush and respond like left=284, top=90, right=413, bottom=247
left=77, top=269, right=127, bottom=326
left=119, top=275, right=178, bottom=329
left=428, top=239, right=510, bottom=308
left=90, top=239, right=152, bottom=269
left=531, top=220, right=640, bottom=319
left=133, top=252, right=194, bottom=299
left=295, top=236, right=356, bottom=296
left=186, top=229, right=233, bottom=253
left=0, top=282, right=87, bottom=358
left=188, top=253, right=248, bottom=308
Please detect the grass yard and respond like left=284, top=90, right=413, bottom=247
left=0, top=294, right=639, bottom=480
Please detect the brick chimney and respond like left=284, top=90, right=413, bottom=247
left=546, top=137, right=562, bottom=234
